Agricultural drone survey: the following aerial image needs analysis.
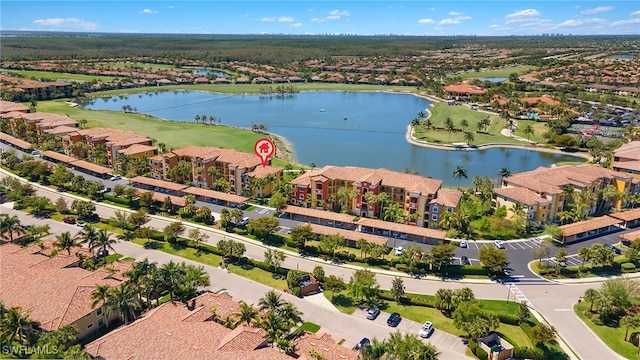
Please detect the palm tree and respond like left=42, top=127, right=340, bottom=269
left=235, top=301, right=258, bottom=326
left=463, top=131, right=474, bottom=145
left=104, top=283, right=140, bottom=324
left=583, top=288, right=599, bottom=312
left=452, top=166, right=468, bottom=188
left=194, top=115, right=200, bottom=124
left=0, top=215, right=21, bottom=242
left=159, top=261, right=185, bottom=301
left=124, top=259, right=151, bottom=304
left=54, top=231, right=78, bottom=256
left=523, top=125, right=535, bottom=143
left=257, top=311, right=286, bottom=344
left=460, top=119, right=469, bottom=132
left=279, top=301, right=303, bottom=328
left=93, top=229, right=119, bottom=256
left=77, top=224, right=98, bottom=251
left=360, top=338, right=387, bottom=360
left=258, top=290, right=284, bottom=314
left=0, top=306, right=39, bottom=345
left=497, top=167, right=512, bottom=179
left=383, top=202, right=404, bottom=223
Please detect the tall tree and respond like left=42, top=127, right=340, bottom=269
left=54, top=231, right=78, bottom=256
left=452, top=166, right=468, bottom=188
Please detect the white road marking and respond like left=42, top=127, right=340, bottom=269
left=554, top=309, right=572, bottom=312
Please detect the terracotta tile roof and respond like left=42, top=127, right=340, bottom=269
left=294, top=331, right=358, bottom=360
left=69, top=159, right=112, bottom=175
left=85, top=292, right=290, bottom=360
left=42, top=125, right=79, bottom=135
left=559, top=215, right=621, bottom=237
left=41, top=150, right=76, bottom=163
left=620, top=229, right=640, bottom=241
left=76, top=127, right=152, bottom=147
left=130, top=176, right=188, bottom=192
left=443, top=83, right=487, bottom=95
left=0, top=131, right=32, bottom=149
left=182, top=187, right=248, bottom=204
left=116, top=143, right=157, bottom=156
left=428, top=188, right=462, bottom=208
left=308, top=223, right=388, bottom=245
left=520, top=96, right=560, bottom=106
left=0, top=100, right=30, bottom=114
left=613, top=160, right=640, bottom=172
left=143, top=191, right=186, bottom=207
left=0, top=240, right=127, bottom=332
left=290, top=166, right=442, bottom=195
left=357, top=217, right=447, bottom=240
left=504, top=164, right=630, bottom=195
left=609, top=208, right=640, bottom=222
left=247, top=165, right=283, bottom=179
left=494, top=187, right=550, bottom=206
left=282, top=205, right=358, bottom=224
left=614, top=141, right=640, bottom=161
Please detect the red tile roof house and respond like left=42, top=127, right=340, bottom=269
left=0, top=239, right=132, bottom=340
left=85, top=291, right=292, bottom=360
left=443, top=83, right=487, bottom=100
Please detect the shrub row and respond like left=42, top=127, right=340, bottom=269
left=468, top=340, right=488, bottom=360
left=103, top=193, right=130, bottom=206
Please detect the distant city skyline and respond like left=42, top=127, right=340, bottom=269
left=1, top=1, right=638, bottom=36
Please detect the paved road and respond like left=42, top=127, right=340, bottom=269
left=0, top=169, right=627, bottom=359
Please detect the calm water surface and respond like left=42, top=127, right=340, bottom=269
left=82, top=91, right=583, bottom=187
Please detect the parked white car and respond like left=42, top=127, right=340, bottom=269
left=494, top=240, right=505, bottom=249
left=418, top=321, right=434, bottom=338
left=394, top=246, right=403, bottom=256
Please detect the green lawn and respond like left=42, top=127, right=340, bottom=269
left=574, top=303, right=639, bottom=359
left=37, top=100, right=266, bottom=155
left=0, top=68, right=114, bottom=83
left=452, top=66, right=537, bottom=80
left=413, top=102, right=546, bottom=145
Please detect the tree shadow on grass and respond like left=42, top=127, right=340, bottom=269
left=143, top=240, right=162, bottom=250
left=331, top=294, right=354, bottom=308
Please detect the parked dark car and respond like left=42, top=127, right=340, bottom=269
left=387, top=312, right=401, bottom=327
left=354, top=337, right=370, bottom=351
left=461, top=256, right=471, bottom=265
left=604, top=243, right=622, bottom=255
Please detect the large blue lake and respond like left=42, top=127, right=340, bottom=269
left=82, top=91, right=583, bottom=187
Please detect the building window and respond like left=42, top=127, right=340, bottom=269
left=447, top=207, right=453, bottom=213
left=432, top=215, right=438, bottom=221
left=98, top=318, right=104, bottom=328
left=299, top=194, right=304, bottom=200
left=87, top=323, right=93, bottom=329
left=432, top=206, right=438, bottom=213
left=316, top=183, right=323, bottom=190
left=96, top=307, right=102, bottom=316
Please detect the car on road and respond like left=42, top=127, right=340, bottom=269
left=366, top=306, right=380, bottom=320
left=418, top=321, right=434, bottom=338
left=461, top=256, right=471, bottom=265
left=110, top=175, right=121, bottom=181
left=354, top=337, right=370, bottom=351
left=239, top=217, right=250, bottom=226
left=31, top=150, right=40, bottom=156
left=386, top=312, right=401, bottom=327
left=394, top=246, right=403, bottom=256
left=459, top=240, right=467, bottom=248
left=494, top=240, right=505, bottom=249
left=76, top=221, right=86, bottom=227
left=62, top=217, right=76, bottom=224
left=604, top=243, right=622, bottom=255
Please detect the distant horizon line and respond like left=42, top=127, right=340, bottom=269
left=1, top=30, right=638, bottom=37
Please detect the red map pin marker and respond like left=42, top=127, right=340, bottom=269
left=254, top=138, right=275, bottom=167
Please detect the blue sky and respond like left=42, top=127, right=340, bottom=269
left=1, top=1, right=638, bottom=36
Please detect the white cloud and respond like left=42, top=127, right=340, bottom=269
left=290, top=22, right=302, bottom=28
left=278, top=16, right=294, bottom=22
left=139, top=9, right=157, bottom=14
left=310, top=17, right=324, bottom=23
left=611, top=18, right=640, bottom=26
left=326, top=15, right=341, bottom=20
left=488, top=24, right=501, bottom=28
left=33, top=18, right=98, bottom=30
left=506, top=9, right=540, bottom=18
left=260, top=17, right=276, bottom=22
left=328, top=9, right=350, bottom=17
left=448, top=11, right=461, bottom=16
left=417, top=18, right=435, bottom=24
left=428, top=7, right=436, bottom=12
left=631, top=10, right=640, bottom=16
left=580, top=6, right=613, bottom=15
left=439, top=19, right=460, bottom=25
left=455, top=16, right=471, bottom=21
left=557, top=18, right=606, bottom=27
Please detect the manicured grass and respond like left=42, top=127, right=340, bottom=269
left=292, top=321, right=321, bottom=335
left=322, top=290, right=358, bottom=315
left=574, top=303, right=638, bottom=359
left=37, top=100, right=266, bottom=154
left=0, top=68, right=114, bottom=82
left=413, top=102, right=548, bottom=146
left=453, top=66, right=537, bottom=80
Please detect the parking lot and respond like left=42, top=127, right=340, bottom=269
left=351, top=306, right=469, bottom=356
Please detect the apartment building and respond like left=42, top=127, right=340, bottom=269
left=496, top=164, right=633, bottom=223
left=0, top=74, right=73, bottom=101
left=612, top=141, right=640, bottom=178
left=4, top=111, right=78, bottom=136
left=290, top=166, right=447, bottom=227
left=62, top=127, right=154, bottom=167
left=148, top=145, right=274, bottom=195
left=0, top=239, right=131, bottom=339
